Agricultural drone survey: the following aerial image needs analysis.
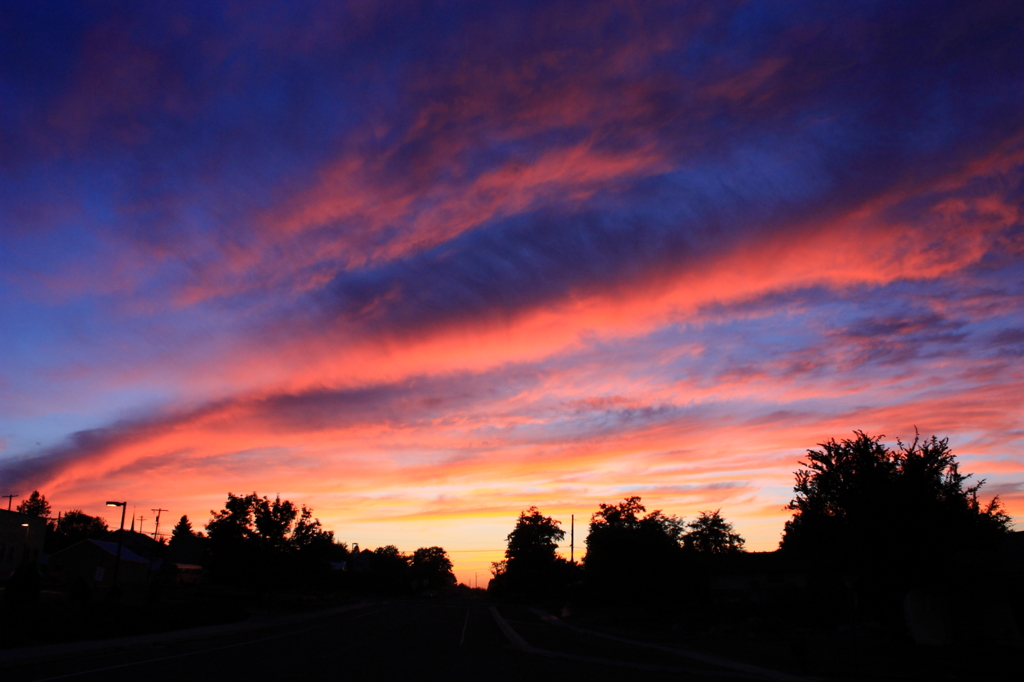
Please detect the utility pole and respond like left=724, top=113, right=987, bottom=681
left=137, top=515, right=146, bottom=531
left=2, top=494, right=17, bottom=511
left=151, top=508, right=168, bottom=539
left=570, top=514, right=574, bottom=563
left=106, top=501, right=127, bottom=592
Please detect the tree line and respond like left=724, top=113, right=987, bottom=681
left=10, top=430, right=1016, bottom=621
left=10, top=489, right=456, bottom=594
left=490, top=431, right=1016, bottom=633
left=490, top=497, right=747, bottom=600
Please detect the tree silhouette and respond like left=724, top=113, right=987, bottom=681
left=495, top=506, right=575, bottom=597
left=411, top=546, right=456, bottom=589
left=16, top=490, right=50, bottom=517
left=685, top=510, right=745, bottom=554
left=780, top=431, right=1013, bottom=625
left=253, top=495, right=297, bottom=553
left=171, top=515, right=195, bottom=542
left=290, top=506, right=334, bottom=551
left=61, top=510, right=109, bottom=537
left=506, top=507, right=564, bottom=566
left=205, top=492, right=334, bottom=588
left=781, top=431, right=1011, bottom=563
left=584, top=496, right=684, bottom=596
left=168, top=515, right=206, bottom=565
left=206, top=492, right=258, bottom=545
left=367, top=545, right=411, bottom=592
left=373, top=544, right=406, bottom=560
left=46, top=510, right=108, bottom=552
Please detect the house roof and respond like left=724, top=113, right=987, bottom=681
left=49, top=539, right=150, bottom=564
left=89, top=540, right=149, bottom=563
left=0, top=508, right=47, bottom=528
left=106, top=529, right=163, bottom=548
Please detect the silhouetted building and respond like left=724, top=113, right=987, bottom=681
left=105, top=529, right=165, bottom=566
left=0, top=509, right=47, bottom=580
left=167, top=563, right=205, bottom=585
left=350, top=549, right=374, bottom=572
left=48, top=539, right=149, bottom=590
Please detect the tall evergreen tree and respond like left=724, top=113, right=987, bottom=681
left=170, top=515, right=195, bottom=541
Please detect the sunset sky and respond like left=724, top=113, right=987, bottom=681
left=1, top=1, right=1022, bottom=585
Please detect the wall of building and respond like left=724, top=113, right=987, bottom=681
left=0, top=509, right=48, bottom=580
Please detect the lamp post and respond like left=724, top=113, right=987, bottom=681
left=106, top=501, right=127, bottom=588
left=20, top=523, right=30, bottom=564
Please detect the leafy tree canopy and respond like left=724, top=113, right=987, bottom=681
left=205, top=492, right=258, bottom=546
left=17, top=490, right=50, bottom=517
left=291, top=506, right=334, bottom=550
left=505, top=506, right=564, bottom=566
left=205, top=492, right=332, bottom=553
left=587, top=496, right=685, bottom=544
left=781, top=430, right=1011, bottom=567
left=584, top=496, right=684, bottom=593
left=60, top=510, right=109, bottom=536
left=411, top=546, right=456, bottom=588
left=373, top=544, right=405, bottom=559
left=685, top=510, right=745, bottom=554
left=494, top=506, right=576, bottom=596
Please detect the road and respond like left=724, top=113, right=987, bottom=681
left=2, top=599, right=799, bottom=681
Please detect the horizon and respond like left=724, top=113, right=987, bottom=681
left=1, top=1, right=1022, bottom=587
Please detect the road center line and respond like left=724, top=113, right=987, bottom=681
left=459, top=607, right=470, bottom=646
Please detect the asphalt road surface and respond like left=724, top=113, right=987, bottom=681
left=2, top=599, right=800, bottom=682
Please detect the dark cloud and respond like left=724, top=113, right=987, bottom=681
left=984, top=481, right=1024, bottom=497
left=0, top=367, right=546, bottom=490
left=304, top=1, right=1024, bottom=339
left=987, top=328, right=1024, bottom=357
left=0, top=420, right=169, bottom=493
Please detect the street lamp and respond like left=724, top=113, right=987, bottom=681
left=106, top=501, right=127, bottom=589
left=20, top=523, right=29, bottom=564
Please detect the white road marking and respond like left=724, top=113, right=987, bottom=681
left=459, top=607, right=470, bottom=645
left=491, top=606, right=783, bottom=678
